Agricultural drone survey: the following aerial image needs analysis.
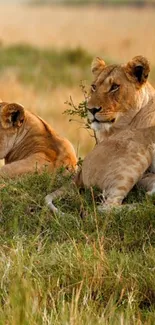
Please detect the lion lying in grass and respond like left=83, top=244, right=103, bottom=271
left=0, top=101, right=77, bottom=178
left=45, top=55, right=155, bottom=212
left=86, top=54, right=155, bottom=199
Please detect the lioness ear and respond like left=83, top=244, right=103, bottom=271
left=0, top=103, right=25, bottom=129
left=124, top=56, right=150, bottom=86
left=91, top=57, right=106, bottom=77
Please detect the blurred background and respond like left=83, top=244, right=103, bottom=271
left=0, top=0, right=155, bottom=156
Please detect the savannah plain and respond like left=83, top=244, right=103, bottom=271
left=1, top=4, right=155, bottom=325
left=1, top=5, right=155, bottom=155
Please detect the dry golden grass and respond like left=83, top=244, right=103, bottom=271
left=0, top=5, right=155, bottom=157
left=0, top=73, right=94, bottom=157
left=0, top=5, right=155, bottom=63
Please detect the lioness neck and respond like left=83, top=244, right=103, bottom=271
left=131, top=82, right=155, bottom=129
left=138, top=82, right=154, bottom=108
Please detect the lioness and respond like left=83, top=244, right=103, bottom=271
left=87, top=55, right=155, bottom=142
left=87, top=54, right=155, bottom=195
left=0, top=101, right=77, bottom=178
left=45, top=55, right=155, bottom=212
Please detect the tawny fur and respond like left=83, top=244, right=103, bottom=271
left=78, top=126, right=155, bottom=208
left=0, top=102, right=77, bottom=178
left=46, top=123, right=155, bottom=212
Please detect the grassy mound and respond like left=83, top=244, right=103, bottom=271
left=1, top=170, right=155, bottom=324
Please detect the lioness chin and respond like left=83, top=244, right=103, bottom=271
left=0, top=102, right=77, bottom=179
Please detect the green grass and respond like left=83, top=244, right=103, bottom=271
left=0, top=44, right=93, bottom=89
left=1, top=170, right=155, bottom=324
left=0, top=44, right=155, bottom=91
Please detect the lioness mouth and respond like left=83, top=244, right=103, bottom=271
left=92, top=118, right=115, bottom=124
left=107, top=118, right=115, bottom=123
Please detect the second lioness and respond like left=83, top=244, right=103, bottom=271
left=0, top=101, right=77, bottom=178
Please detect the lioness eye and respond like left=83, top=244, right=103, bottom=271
left=91, top=84, right=96, bottom=92
left=110, top=84, right=120, bottom=92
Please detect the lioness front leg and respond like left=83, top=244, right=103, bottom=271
left=138, top=173, right=155, bottom=195
left=98, top=187, right=135, bottom=212
left=98, top=189, right=128, bottom=212
left=98, top=166, right=149, bottom=212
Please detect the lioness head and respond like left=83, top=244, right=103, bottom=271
left=0, top=102, right=25, bottom=159
left=87, top=56, right=151, bottom=140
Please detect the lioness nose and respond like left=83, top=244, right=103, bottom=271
left=88, top=107, right=102, bottom=115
